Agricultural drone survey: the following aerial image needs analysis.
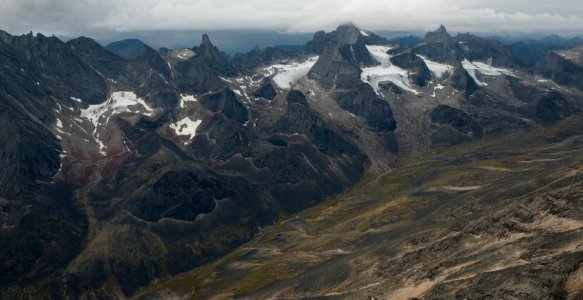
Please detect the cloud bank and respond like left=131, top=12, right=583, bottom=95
left=1, top=0, right=582, bottom=35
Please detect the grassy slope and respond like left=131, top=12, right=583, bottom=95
left=134, top=118, right=583, bottom=299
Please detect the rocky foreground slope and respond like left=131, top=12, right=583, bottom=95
left=1, top=23, right=583, bottom=299
left=138, top=118, right=583, bottom=299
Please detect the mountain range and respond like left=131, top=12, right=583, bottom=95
left=1, top=23, right=583, bottom=299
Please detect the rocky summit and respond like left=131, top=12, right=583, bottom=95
left=1, top=23, right=583, bottom=299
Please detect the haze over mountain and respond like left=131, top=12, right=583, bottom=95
left=3, top=0, right=583, bottom=35
left=2, top=8, right=583, bottom=300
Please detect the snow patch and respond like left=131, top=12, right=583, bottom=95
left=56, top=118, right=63, bottom=129
left=80, top=91, right=153, bottom=156
left=265, top=56, right=319, bottom=89
left=179, top=94, right=197, bottom=109
left=172, top=48, right=196, bottom=60
left=361, top=45, right=419, bottom=94
left=219, top=76, right=233, bottom=83
left=170, top=117, right=202, bottom=145
left=360, top=30, right=369, bottom=37
left=417, top=55, right=453, bottom=78
left=461, top=59, right=515, bottom=86
left=81, top=91, right=153, bottom=133
left=95, top=138, right=107, bottom=156
left=70, top=97, right=83, bottom=103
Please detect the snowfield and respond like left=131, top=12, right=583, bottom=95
left=461, top=59, right=515, bottom=86
left=417, top=55, right=453, bottom=78
left=171, top=48, right=196, bottom=60
left=80, top=91, right=154, bottom=156
left=179, top=94, right=197, bottom=108
left=81, top=91, right=153, bottom=132
left=361, top=45, right=419, bottom=94
left=265, top=56, right=319, bottom=89
left=170, top=117, right=202, bottom=145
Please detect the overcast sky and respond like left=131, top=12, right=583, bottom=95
left=1, top=0, right=582, bottom=36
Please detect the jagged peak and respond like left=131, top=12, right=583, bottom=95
left=424, top=25, right=452, bottom=43
left=199, top=33, right=221, bottom=54
left=335, top=23, right=364, bottom=45
left=196, top=33, right=236, bottom=76
left=336, top=22, right=360, bottom=32
left=201, top=33, right=212, bottom=46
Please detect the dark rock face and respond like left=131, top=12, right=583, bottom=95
left=536, top=51, right=583, bottom=91
left=0, top=183, right=87, bottom=289
left=430, top=105, right=482, bottom=135
left=390, top=51, right=433, bottom=86
left=429, top=105, right=483, bottom=146
left=133, top=45, right=172, bottom=80
left=285, top=90, right=309, bottom=106
left=172, top=35, right=236, bottom=93
left=253, top=78, right=277, bottom=100
left=0, top=101, right=61, bottom=197
left=191, top=114, right=251, bottom=160
left=304, top=24, right=380, bottom=68
left=127, top=45, right=174, bottom=98
left=308, top=43, right=362, bottom=90
left=0, top=32, right=96, bottom=196
left=509, top=79, right=578, bottom=125
left=255, top=90, right=366, bottom=213
left=0, top=33, right=97, bottom=291
left=305, top=24, right=389, bottom=55
left=455, top=33, right=517, bottom=67
left=332, top=84, right=397, bottom=132
left=450, top=63, right=478, bottom=97
left=173, top=55, right=227, bottom=93
left=0, top=32, right=107, bottom=103
left=67, top=37, right=129, bottom=79
left=414, top=26, right=462, bottom=64
left=306, top=25, right=387, bottom=90
left=274, top=91, right=362, bottom=157
left=200, top=88, right=249, bottom=124
left=126, top=171, right=234, bottom=222
left=195, top=34, right=237, bottom=76
left=304, top=30, right=332, bottom=54
left=252, top=142, right=363, bottom=214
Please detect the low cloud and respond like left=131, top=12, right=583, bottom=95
left=1, top=0, right=582, bottom=36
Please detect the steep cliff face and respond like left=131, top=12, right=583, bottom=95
left=537, top=48, right=583, bottom=91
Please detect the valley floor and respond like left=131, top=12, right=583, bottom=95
left=135, top=121, right=583, bottom=300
